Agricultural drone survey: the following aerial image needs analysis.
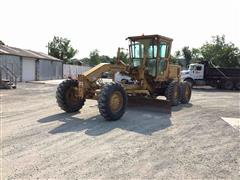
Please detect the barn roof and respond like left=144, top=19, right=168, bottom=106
left=0, top=45, right=62, bottom=61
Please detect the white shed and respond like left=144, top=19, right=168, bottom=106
left=0, top=45, right=63, bottom=82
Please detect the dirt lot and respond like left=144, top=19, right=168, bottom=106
left=1, top=83, right=240, bottom=179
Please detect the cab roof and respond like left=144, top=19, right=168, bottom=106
left=126, top=34, right=173, bottom=42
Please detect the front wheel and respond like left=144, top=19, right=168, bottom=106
left=180, top=82, right=192, bottom=104
left=56, top=79, right=85, bottom=113
left=98, top=82, right=127, bottom=121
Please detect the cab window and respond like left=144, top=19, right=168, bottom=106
left=130, top=43, right=144, bottom=67
left=159, top=44, right=168, bottom=58
left=148, top=45, right=157, bottom=58
left=189, top=65, right=195, bottom=70
left=196, top=66, right=202, bottom=71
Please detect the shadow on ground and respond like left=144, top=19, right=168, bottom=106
left=193, top=87, right=239, bottom=93
left=38, top=108, right=172, bottom=136
left=172, top=103, right=193, bottom=112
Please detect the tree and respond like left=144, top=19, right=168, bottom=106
left=0, top=40, right=5, bottom=45
left=47, top=36, right=78, bottom=63
left=170, top=55, right=178, bottom=64
left=200, top=35, right=240, bottom=67
left=111, top=48, right=129, bottom=64
left=170, top=50, right=181, bottom=65
left=191, top=48, right=203, bottom=62
left=182, top=46, right=192, bottom=66
left=89, top=49, right=101, bottom=67
left=80, top=57, right=90, bottom=66
left=118, top=48, right=129, bottom=64
left=67, top=58, right=83, bottom=65
left=99, top=55, right=112, bottom=63
left=174, top=50, right=181, bottom=58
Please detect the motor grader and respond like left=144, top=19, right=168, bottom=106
left=56, top=34, right=192, bottom=120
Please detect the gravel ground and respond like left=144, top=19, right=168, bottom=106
left=1, top=83, right=240, bottom=179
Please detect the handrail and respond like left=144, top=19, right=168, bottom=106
left=0, top=64, right=17, bottom=87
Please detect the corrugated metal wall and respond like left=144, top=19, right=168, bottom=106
left=0, top=55, right=63, bottom=82
left=0, top=55, right=21, bottom=81
left=63, top=64, right=91, bottom=79
left=38, top=59, right=62, bottom=80
left=52, top=61, right=63, bottom=79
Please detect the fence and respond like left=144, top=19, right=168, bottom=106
left=63, top=64, right=91, bottom=79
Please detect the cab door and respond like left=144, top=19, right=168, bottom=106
left=157, top=43, right=169, bottom=79
left=194, top=65, right=204, bottom=79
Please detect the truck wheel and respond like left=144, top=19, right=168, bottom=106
left=184, top=78, right=194, bottom=88
left=180, top=82, right=192, bottom=104
left=223, top=80, right=234, bottom=90
left=235, top=82, right=240, bottom=90
left=56, top=79, right=85, bottom=113
left=98, top=82, right=127, bottom=121
left=165, top=81, right=180, bottom=106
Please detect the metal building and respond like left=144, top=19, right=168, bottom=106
left=0, top=45, right=63, bottom=82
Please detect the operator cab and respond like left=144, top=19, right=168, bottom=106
left=127, top=34, right=172, bottom=78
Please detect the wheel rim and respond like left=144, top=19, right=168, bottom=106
left=185, top=86, right=190, bottom=99
left=174, top=87, right=179, bottom=98
left=65, top=87, right=79, bottom=106
left=110, top=91, right=123, bottom=113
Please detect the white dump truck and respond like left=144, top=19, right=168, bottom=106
left=181, top=62, right=240, bottom=90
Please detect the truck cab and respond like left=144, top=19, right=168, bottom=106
left=181, top=63, right=205, bottom=86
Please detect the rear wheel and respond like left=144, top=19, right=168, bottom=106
left=184, top=78, right=194, bottom=88
left=180, top=82, right=192, bottom=104
left=223, top=80, right=234, bottom=90
left=56, top=79, right=85, bottom=113
left=165, top=81, right=180, bottom=106
left=98, top=82, right=127, bottom=121
left=235, top=81, right=240, bottom=90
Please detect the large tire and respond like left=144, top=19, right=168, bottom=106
left=165, top=81, right=180, bottom=106
left=223, top=80, right=234, bottom=90
left=56, top=79, right=85, bottom=113
left=98, top=82, right=127, bottom=121
left=235, top=81, right=240, bottom=90
left=184, top=78, right=194, bottom=88
left=180, top=82, right=192, bottom=104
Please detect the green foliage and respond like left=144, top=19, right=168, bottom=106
left=182, top=46, right=192, bottom=66
left=89, top=49, right=101, bottom=67
left=84, top=48, right=129, bottom=67
left=170, top=55, right=178, bottom=64
left=47, top=36, right=78, bottom=63
left=0, top=40, right=5, bottom=45
left=80, top=57, right=90, bottom=66
left=200, top=35, right=240, bottom=67
left=67, top=59, right=83, bottom=65
left=174, top=50, right=181, bottom=58
left=118, top=48, right=129, bottom=64
left=111, top=50, right=129, bottom=64
left=171, top=35, right=239, bottom=68
left=99, top=55, right=112, bottom=63
left=191, top=48, right=202, bottom=61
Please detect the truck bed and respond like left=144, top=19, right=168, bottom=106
left=205, top=68, right=240, bottom=78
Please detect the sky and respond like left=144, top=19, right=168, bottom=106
left=0, top=0, right=239, bottom=59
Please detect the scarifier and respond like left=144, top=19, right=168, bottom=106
left=56, top=34, right=192, bottom=120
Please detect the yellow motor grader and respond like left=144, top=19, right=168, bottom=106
left=56, top=34, right=192, bottom=120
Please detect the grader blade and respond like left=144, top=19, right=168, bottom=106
left=127, top=96, right=171, bottom=114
